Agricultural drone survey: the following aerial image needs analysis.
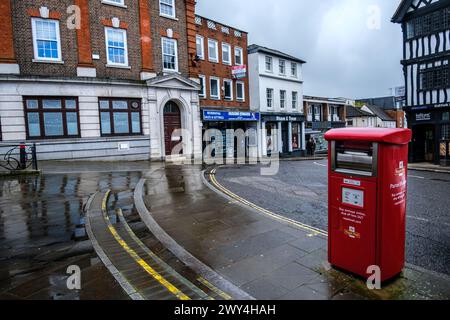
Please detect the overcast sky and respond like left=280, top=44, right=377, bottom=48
left=196, top=0, right=404, bottom=99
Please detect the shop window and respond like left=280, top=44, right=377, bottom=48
left=99, top=98, right=142, bottom=136
left=24, top=97, right=80, bottom=139
left=443, top=112, right=450, bottom=121
left=442, top=124, right=450, bottom=140
left=292, top=123, right=301, bottom=150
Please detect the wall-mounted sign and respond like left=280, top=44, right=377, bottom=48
left=415, top=113, right=432, bottom=121
left=203, top=110, right=260, bottom=122
left=262, top=114, right=304, bottom=122
left=232, top=65, right=247, bottom=79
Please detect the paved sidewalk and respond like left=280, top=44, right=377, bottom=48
left=409, top=162, right=450, bottom=174
left=140, top=164, right=450, bottom=300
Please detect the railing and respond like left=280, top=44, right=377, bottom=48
left=0, top=143, right=38, bottom=172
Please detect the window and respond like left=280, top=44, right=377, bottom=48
left=224, top=79, right=233, bottom=100
left=210, top=77, right=220, bottom=100
left=279, top=59, right=286, bottom=74
left=162, top=37, right=178, bottom=71
left=265, top=56, right=273, bottom=72
left=420, top=64, right=450, bottom=90
left=105, top=27, right=128, bottom=66
left=160, top=0, right=175, bottom=18
left=102, top=0, right=125, bottom=6
left=196, top=35, right=204, bottom=60
left=222, top=43, right=232, bottom=65
left=291, top=63, right=297, bottom=77
left=406, top=8, right=450, bottom=39
left=235, top=47, right=243, bottom=66
left=292, top=92, right=298, bottom=109
left=99, top=98, right=142, bottom=136
left=198, top=75, right=206, bottom=98
left=32, top=18, right=62, bottom=61
left=280, top=90, right=286, bottom=109
left=208, top=39, right=219, bottom=63
left=236, top=82, right=245, bottom=102
left=267, top=89, right=274, bottom=108
left=24, top=97, right=79, bottom=139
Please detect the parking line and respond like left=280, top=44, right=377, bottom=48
left=102, top=191, right=191, bottom=301
left=314, top=162, right=327, bottom=167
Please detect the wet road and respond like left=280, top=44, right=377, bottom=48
left=0, top=169, right=144, bottom=299
left=214, top=160, right=450, bottom=276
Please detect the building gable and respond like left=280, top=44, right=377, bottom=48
left=392, top=0, right=443, bottom=23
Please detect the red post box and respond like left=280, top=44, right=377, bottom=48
left=324, top=128, right=412, bottom=281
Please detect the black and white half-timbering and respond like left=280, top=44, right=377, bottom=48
left=393, top=0, right=450, bottom=166
left=248, top=45, right=307, bottom=158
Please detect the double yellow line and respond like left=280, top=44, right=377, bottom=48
left=209, top=170, right=328, bottom=238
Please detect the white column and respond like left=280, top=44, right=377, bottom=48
left=301, top=121, right=306, bottom=151
left=288, top=122, right=293, bottom=153
left=260, top=120, right=266, bottom=158
left=277, top=121, right=282, bottom=153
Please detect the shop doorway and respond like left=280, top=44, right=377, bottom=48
left=281, top=123, right=289, bottom=154
left=413, top=125, right=435, bottom=163
left=163, top=101, right=182, bottom=157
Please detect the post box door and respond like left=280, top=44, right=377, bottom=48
left=329, top=176, right=377, bottom=277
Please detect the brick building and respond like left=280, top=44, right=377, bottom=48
left=191, top=15, right=259, bottom=160
left=0, top=0, right=203, bottom=161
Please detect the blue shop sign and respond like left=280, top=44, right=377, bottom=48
left=203, top=110, right=260, bottom=122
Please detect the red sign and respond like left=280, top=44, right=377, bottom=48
left=232, top=65, right=247, bottom=79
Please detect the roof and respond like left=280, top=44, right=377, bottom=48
left=248, top=44, right=306, bottom=64
left=346, top=106, right=376, bottom=118
left=363, top=105, right=396, bottom=121
left=391, top=0, right=450, bottom=23
left=303, top=96, right=353, bottom=105
left=325, top=128, right=412, bottom=145
left=195, top=15, right=248, bottom=34
left=356, top=96, right=397, bottom=110
left=392, top=0, right=413, bottom=23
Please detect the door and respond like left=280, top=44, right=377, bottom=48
left=163, top=102, right=182, bottom=156
left=282, top=122, right=289, bottom=153
left=412, top=125, right=434, bottom=163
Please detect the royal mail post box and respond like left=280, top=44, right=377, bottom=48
left=324, top=128, right=412, bottom=281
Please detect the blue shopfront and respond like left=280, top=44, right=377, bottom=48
left=202, top=110, right=260, bottom=160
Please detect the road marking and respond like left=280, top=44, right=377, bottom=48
left=209, top=172, right=328, bottom=237
left=407, top=215, right=429, bottom=223
left=102, top=191, right=191, bottom=301
left=409, top=175, right=425, bottom=179
left=197, top=277, right=233, bottom=300
left=116, top=208, right=214, bottom=300
left=314, top=162, right=327, bottom=167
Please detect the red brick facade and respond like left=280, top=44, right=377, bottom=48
left=0, top=0, right=16, bottom=64
left=193, top=16, right=250, bottom=110
left=75, top=0, right=93, bottom=68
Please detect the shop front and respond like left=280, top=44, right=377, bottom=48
left=260, top=114, right=306, bottom=158
left=202, top=110, right=260, bottom=162
left=407, top=107, right=450, bottom=166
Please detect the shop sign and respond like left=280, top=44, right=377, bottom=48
left=415, top=113, right=431, bottom=121
left=232, top=65, right=247, bottom=79
left=203, top=110, right=260, bottom=122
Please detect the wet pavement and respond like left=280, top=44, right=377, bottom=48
left=0, top=169, right=144, bottom=299
left=214, top=160, right=450, bottom=276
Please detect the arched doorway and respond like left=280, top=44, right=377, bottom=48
left=163, top=101, right=182, bottom=156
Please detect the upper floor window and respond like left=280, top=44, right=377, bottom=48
left=102, top=0, right=126, bottom=7
left=105, top=28, right=128, bottom=66
left=406, top=8, right=450, bottom=40
left=208, top=39, right=219, bottom=63
left=160, top=0, right=176, bottom=19
left=292, top=92, right=298, bottom=109
left=24, top=97, right=79, bottom=139
left=162, top=37, right=178, bottom=72
left=196, top=35, right=204, bottom=60
left=265, top=56, right=273, bottom=72
left=280, top=90, right=286, bottom=109
left=235, top=47, right=243, bottom=66
left=222, top=43, right=232, bottom=65
left=279, top=59, right=286, bottom=74
left=210, top=77, right=220, bottom=100
left=224, top=79, right=233, bottom=100
left=291, top=63, right=297, bottom=77
left=99, top=98, right=142, bottom=136
left=267, top=88, right=274, bottom=108
left=420, top=63, right=450, bottom=90
left=32, top=18, right=62, bottom=62
left=236, top=82, right=245, bottom=102
left=199, top=75, right=206, bottom=98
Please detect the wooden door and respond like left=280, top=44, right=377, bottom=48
left=163, top=102, right=182, bottom=156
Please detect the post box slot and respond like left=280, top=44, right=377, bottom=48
left=332, top=141, right=377, bottom=177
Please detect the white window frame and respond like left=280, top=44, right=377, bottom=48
left=31, top=18, right=62, bottom=62
left=210, top=77, right=220, bottom=100
left=279, top=59, right=286, bottom=75
left=223, top=79, right=233, bottom=101
left=236, top=81, right=245, bottom=102
left=266, top=88, right=273, bottom=108
left=292, top=91, right=298, bottom=109
left=291, top=62, right=297, bottom=77
left=102, top=0, right=126, bottom=8
left=280, top=90, right=286, bottom=109
left=196, top=35, right=204, bottom=60
left=265, top=56, right=273, bottom=72
left=222, top=43, right=232, bottom=65
left=208, top=39, right=219, bottom=63
left=105, top=27, right=129, bottom=67
left=159, top=0, right=176, bottom=19
left=198, top=75, right=206, bottom=98
left=234, top=47, right=243, bottom=66
left=161, top=37, right=178, bottom=72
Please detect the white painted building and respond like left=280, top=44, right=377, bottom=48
left=248, top=45, right=306, bottom=158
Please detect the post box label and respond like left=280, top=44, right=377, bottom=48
left=342, top=188, right=364, bottom=208
left=344, top=179, right=361, bottom=186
